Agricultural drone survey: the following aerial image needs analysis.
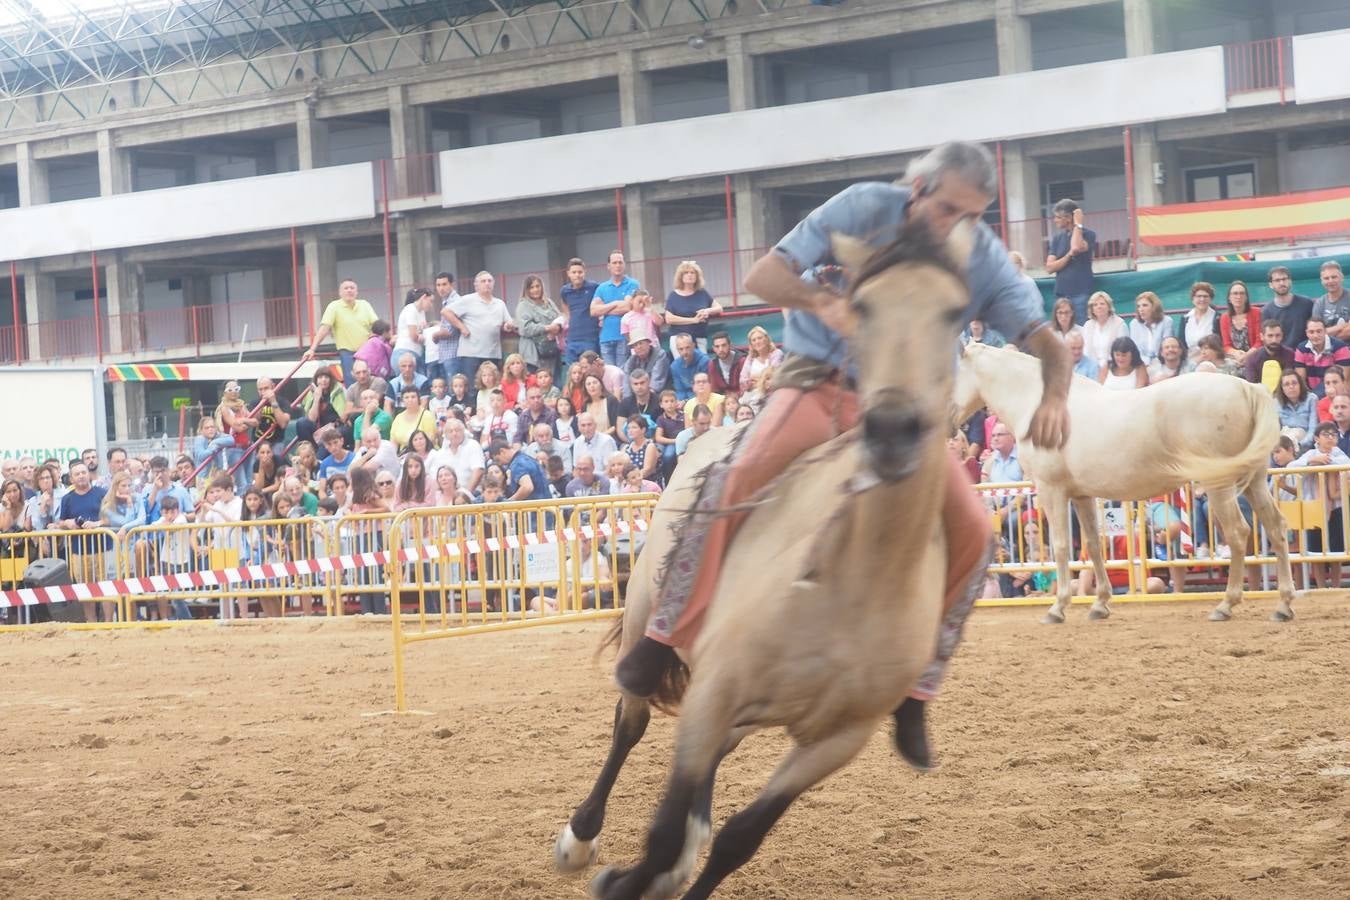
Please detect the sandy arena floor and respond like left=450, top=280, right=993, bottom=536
left=2, top=596, right=1348, bottom=899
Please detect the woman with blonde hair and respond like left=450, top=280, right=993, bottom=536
left=665, top=259, right=720, bottom=354
left=1081, top=291, right=1127, bottom=368
left=513, top=274, right=564, bottom=379
left=738, top=325, right=784, bottom=395
left=1128, top=291, right=1173, bottom=365
left=499, top=352, right=529, bottom=409
left=1049, top=298, right=1082, bottom=342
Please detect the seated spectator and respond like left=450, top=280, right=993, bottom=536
left=740, top=365, right=774, bottom=413
left=1194, top=334, right=1239, bottom=376
left=296, top=367, right=348, bottom=452
left=390, top=385, right=436, bottom=453
left=316, top=425, right=354, bottom=490
left=1082, top=291, right=1127, bottom=369
left=573, top=411, right=618, bottom=466
left=706, top=330, right=745, bottom=397
left=1220, top=281, right=1260, bottom=368
left=384, top=353, right=430, bottom=415
left=143, top=455, right=195, bottom=524
left=1149, top=336, right=1187, bottom=383
left=583, top=350, right=626, bottom=400
left=1099, top=336, right=1148, bottom=390
left=1129, top=291, right=1173, bottom=366
left=426, top=377, right=453, bottom=428
left=350, top=424, right=401, bottom=482
left=535, top=368, right=562, bottom=406
left=961, top=319, right=1006, bottom=348
left=553, top=396, right=579, bottom=450
left=490, top=439, right=552, bottom=502
left=1066, top=331, right=1098, bottom=380
left=565, top=454, right=610, bottom=498
left=622, top=329, right=671, bottom=397
left=1292, top=420, right=1350, bottom=588
left=526, top=422, right=572, bottom=472
left=669, top=333, right=711, bottom=402
left=342, top=360, right=390, bottom=431
left=1048, top=298, right=1083, bottom=344
left=1244, top=321, right=1296, bottom=387
left=665, top=259, right=720, bottom=354
left=499, top=353, right=530, bottom=409
left=375, top=469, right=398, bottom=508
left=622, top=465, right=662, bottom=495
left=514, top=385, right=557, bottom=448
left=980, top=424, right=1022, bottom=482
left=480, top=389, right=519, bottom=448
left=947, top=430, right=981, bottom=484
left=735, top=404, right=756, bottom=423
left=252, top=442, right=283, bottom=502
left=446, top=372, right=476, bottom=420
left=1180, top=281, right=1220, bottom=360
left=1294, top=318, right=1350, bottom=397
left=282, top=475, right=318, bottom=516
left=1004, top=519, right=1055, bottom=598
left=684, top=372, right=725, bottom=426
left=721, top=394, right=741, bottom=427
left=1278, top=370, right=1319, bottom=450
left=426, top=417, right=485, bottom=496
left=405, top=430, right=435, bottom=464
left=1317, top=365, right=1347, bottom=423
left=432, top=465, right=472, bottom=507
left=354, top=388, right=393, bottom=442
left=394, top=454, right=435, bottom=511
left=327, top=472, right=352, bottom=516
left=354, top=319, right=394, bottom=379
left=546, top=456, right=569, bottom=498
left=1074, top=532, right=1169, bottom=598
left=739, top=325, right=783, bottom=396
left=617, top=368, right=661, bottom=439
left=476, top=474, right=505, bottom=506
left=621, top=289, right=663, bottom=348
left=675, top=404, right=714, bottom=457
left=563, top=362, right=588, bottom=414
left=604, top=451, right=630, bottom=495
left=473, top=360, right=502, bottom=421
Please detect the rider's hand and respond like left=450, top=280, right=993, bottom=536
left=814, top=291, right=857, bottom=338
left=1025, top=394, right=1070, bottom=450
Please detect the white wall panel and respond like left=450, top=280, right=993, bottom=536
left=1293, top=30, right=1350, bottom=104
left=0, top=164, right=375, bottom=264
left=440, top=48, right=1228, bottom=208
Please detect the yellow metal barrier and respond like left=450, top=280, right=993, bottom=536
left=388, top=494, right=658, bottom=711
left=0, top=527, right=125, bottom=626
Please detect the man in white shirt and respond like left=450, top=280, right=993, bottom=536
left=350, top=425, right=401, bottom=482
left=572, top=412, right=618, bottom=467
left=425, top=417, right=485, bottom=494
left=449, top=271, right=516, bottom=379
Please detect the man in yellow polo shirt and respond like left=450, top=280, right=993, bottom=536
left=305, top=278, right=378, bottom=383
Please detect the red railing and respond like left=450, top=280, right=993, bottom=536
left=997, top=209, right=1133, bottom=263
left=0, top=323, right=21, bottom=365
left=388, top=153, right=440, bottom=200
left=1224, top=37, right=1292, bottom=101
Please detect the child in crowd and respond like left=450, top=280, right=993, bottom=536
left=1292, top=420, right=1349, bottom=588
left=535, top=369, right=561, bottom=407
left=427, top=377, right=453, bottom=427
left=654, top=389, right=685, bottom=480
left=620, top=290, right=662, bottom=347
left=151, top=496, right=195, bottom=622
left=354, top=320, right=394, bottom=379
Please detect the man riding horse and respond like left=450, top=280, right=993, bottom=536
left=616, top=141, right=1074, bottom=768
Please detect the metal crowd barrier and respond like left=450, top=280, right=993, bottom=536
left=388, top=494, right=658, bottom=711
left=0, top=527, right=123, bottom=625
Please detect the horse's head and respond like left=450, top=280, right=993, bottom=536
left=834, top=224, right=973, bottom=482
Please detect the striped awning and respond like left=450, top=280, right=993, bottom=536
left=1138, top=186, right=1350, bottom=247
left=106, top=364, right=191, bottom=382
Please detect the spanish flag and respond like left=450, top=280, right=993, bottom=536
left=1138, top=186, right=1350, bottom=247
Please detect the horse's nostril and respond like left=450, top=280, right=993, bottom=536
left=863, top=407, right=925, bottom=446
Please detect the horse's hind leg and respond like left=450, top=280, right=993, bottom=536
left=681, top=720, right=875, bottom=900
left=555, top=694, right=651, bottom=874
left=1205, top=485, right=1250, bottom=622
left=1244, top=478, right=1297, bottom=622
left=1039, top=487, right=1075, bottom=624
left=1071, top=497, right=1113, bottom=620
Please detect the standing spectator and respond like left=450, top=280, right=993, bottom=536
left=1081, top=291, right=1126, bottom=369
left=1098, top=337, right=1149, bottom=390
left=560, top=257, right=600, bottom=364
left=448, top=271, right=516, bottom=378
left=653, top=389, right=684, bottom=479
left=684, top=372, right=725, bottom=426
left=1045, top=200, right=1096, bottom=324
left=664, top=259, right=721, bottom=353
left=669, top=333, right=711, bottom=402
left=24, top=465, right=62, bottom=531
left=592, top=250, right=639, bottom=366
left=1180, top=281, right=1220, bottom=359
left=215, top=381, right=256, bottom=494
left=426, top=418, right=485, bottom=495
left=192, top=415, right=233, bottom=486
left=1277, top=370, right=1318, bottom=449
left=98, top=471, right=146, bottom=618
left=1295, top=318, right=1350, bottom=396
left=353, top=320, right=394, bottom=380
left=1292, top=420, right=1349, bottom=589
left=617, top=368, right=661, bottom=437
left=427, top=271, right=469, bottom=384
left=391, top=288, right=434, bottom=374
left=621, top=329, right=670, bottom=396
left=1312, top=261, right=1350, bottom=341
left=514, top=386, right=557, bottom=448
left=706, top=330, right=745, bottom=398
left=514, top=274, right=565, bottom=379
left=1066, top=331, right=1099, bottom=380
left=1220, top=281, right=1261, bottom=369
left=738, top=325, right=783, bottom=395
left=1047, top=298, right=1082, bottom=343
left=1264, top=265, right=1315, bottom=348
left=306, top=278, right=378, bottom=383
left=95, top=448, right=128, bottom=491
left=573, top=412, right=618, bottom=467
left=491, top=439, right=552, bottom=502
left=1149, top=336, right=1187, bottom=383
left=620, top=289, right=663, bottom=349
left=1129, top=291, right=1173, bottom=366
left=981, top=425, right=1023, bottom=482
left=1244, top=321, right=1295, bottom=387
left=295, top=366, right=348, bottom=451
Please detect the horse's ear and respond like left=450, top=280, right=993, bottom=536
left=831, top=234, right=872, bottom=272
left=945, top=220, right=975, bottom=270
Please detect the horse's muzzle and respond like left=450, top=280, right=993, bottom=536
left=862, top=403, right=927, bottom=482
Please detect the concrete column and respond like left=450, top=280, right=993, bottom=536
left=15, top=142, right=49, bottom=206
left=995, top=0, right=1033, bottom=75
left=110, top=383, right=147, bottom=442
left=1130, top=125, right=1164, bottom=210
left=546, top=234, right=579, bottom=277
left=102, top=252, right=143, bottom=355
left=1123, top=0, right=1156, bottom=58
left=725, top=34, right=763, bottom=112
left=624, top=186, right=663, bottom=290
left=618, top=51, right=652, bottom=127
left=1158, top=139, right=1184, bottom=204
left=455, top=246, right=487, bottom=285
left=732, top=174, right=770, bottom=256
left=1001, top=142, right=1044, bottom=268
left=395, top=216, right=436, bottom=289
left=19, top=263, right=57, bottom=360
left=387, top=85, right=428, bottom=159
left=97, top=130, right=131, bottom=196
left=302, top=236, right=337, bottom=333
left=295, top=100, right=329, bottom=169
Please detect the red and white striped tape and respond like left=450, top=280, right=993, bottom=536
left=0, top=518, right=648, bottom=609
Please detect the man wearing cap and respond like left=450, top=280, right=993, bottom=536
left=621, top=326, right=670, bottom=397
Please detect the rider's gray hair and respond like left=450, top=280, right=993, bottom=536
left=903, top=142, right=997, bottom=198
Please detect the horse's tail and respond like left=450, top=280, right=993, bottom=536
left=596, top=611, right=690, bottom=715
left=1171, top=382, right=1280, bottom=488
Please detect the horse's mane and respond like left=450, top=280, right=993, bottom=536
left=851, top=223, right=966, bottom=296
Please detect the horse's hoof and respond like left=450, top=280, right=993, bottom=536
left=1208, top=608, right=1232, bottom=622
left=1270, top=608, right=1294, bottom=623
left=644, top=814, right=708, bottom=899
left=1086, top=606, right=1110, bottom=621
left=1040, top=611, right=1066, bottom=625
left=554, top=824, right=600, bottom=874
left=588, top=866, right=619, bottom=899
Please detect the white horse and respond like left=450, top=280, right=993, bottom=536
left=954, top=343, right=1296, bottom=624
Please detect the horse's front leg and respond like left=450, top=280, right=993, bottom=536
left=1205, top=485, right=1250, bottom=622
left=556, top=695, right=651, bottom=874
left=1039, top=486, right=1074, bottom=625
left=1070, top=497, right=1113, bottom=620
